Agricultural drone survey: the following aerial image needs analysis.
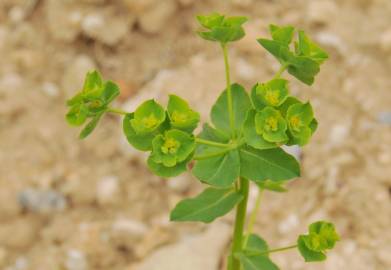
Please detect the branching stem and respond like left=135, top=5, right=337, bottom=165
left=195, top=138, right=230, bottom=148
left=245, top=244, right=298, bottom=256
left=273, top=64, right=288, bottom=79
left=107, top=107, right=128, bottom=115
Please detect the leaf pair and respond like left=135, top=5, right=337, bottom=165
left=123, top=95, right=200, bottom=177
left=298, top=221, right=340, bottom=262
left=197, top=13, right=248, bottom=43
left=258, top=25, right=328, bottom=85
left=65, top=70, right=120, bottom=138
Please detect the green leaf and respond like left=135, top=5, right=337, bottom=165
left=130, top=99, right=166, bottom=135
left=270, top=24, right=295, bottom=46
left=192, top=149, right=240, bottom=187
left=211, top=83, right=251, bottom=136
left=256, top=179, right=288, bottom=192
left=257, top=39, right=292, bottom=64
left=296, top=30, right=328, bottom=64
left=82, top=70, right=103, bottom=93
left=286, top=102, right=314, bottom=146
left=278, top=96, right=300, bottom=117
left=199, top=26, right=245, bottom=43
left=245, top=234, right=269, bottom=252
left=123, top=113, right=157, bottom=151
left=250, top=84, right=266, bottom=111
left=66, top=104, right=89, bottom=126
left=243, top=109, right=278, bottom=150
left=167, top=95, right=200, bottom=133
left=79, top=112, right=103, bottom=139
left=239, top=146, right=300, bottom=181
left=287, top=56, right=320, bottom=86
left=196, top=13, right=225, bottom=29
left=297, top=236, right=326, bottom=262
left=147, top=155, right=191, bottom=178
left=170, top=187, right=243, bottom=223
left=101, top=81, right=120, bottom=104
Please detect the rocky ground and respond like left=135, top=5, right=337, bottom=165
left=0, top=0, right=391, bottom=269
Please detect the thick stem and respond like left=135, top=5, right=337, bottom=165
left=221, top=43, right=235, bottom=138
left=230, top=177, right=250, bottom=270
left=195, top=138, right=230, bottom=148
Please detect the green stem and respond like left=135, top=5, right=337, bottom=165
left=193, top=148, right=232, bottom=160
left=273, top=64, right=288, bottom=79
left=243, top=188, right=263, bottom=247
left=230, top=177, right=250, bottom=270
left=107, top=107, right=128, bottom=115
left=195, top=138, right=230, bottom=148
left=221, top=43, right=235, bottom=138
left=246, top=244, right=298, bottom=256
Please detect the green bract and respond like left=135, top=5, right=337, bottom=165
left=167, top=95, right=200, bottom=132
left=256, top=79, right=289, bottom=107
left=130, top=99, right=166, bottom=135
left=150, top=129, right=195, bottom=167
left=255, top=107, right=288, bottom=143
left=298, top=221, right=340, bottom=262
left=258, top=25, right=328, bottom=85
left=66, top=14, right=337, bottom=270
left=197, top=13, right=247, bottom=43
left=286, top=102, right=314, bottom=146
left=65, top=70, right=119, bottom=138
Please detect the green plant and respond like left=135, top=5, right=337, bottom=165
left=66, top=12, right=339, bottom=270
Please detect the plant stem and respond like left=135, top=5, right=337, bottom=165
left=221, top=43, right=235, bottom=138
left=243, top=188, right=263, bottom=247
left=107, top=107, right=128, bottom=115
left=195, top=138, right=230, bottom=148
left=230, top=177, right=249, bottom=270
left=193, top=148, right=232, bottom=160
left=246, top=244, right=298, bottom=256
left=273, top=64, right=288, bottom=79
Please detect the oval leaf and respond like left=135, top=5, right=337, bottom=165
left=239, top=146, right=300, bottom=181
left=211, top=83, right=251, bottom=136
left=192, top=149, right=240, bottom=188
left=170, top=187, right=243, bottom=223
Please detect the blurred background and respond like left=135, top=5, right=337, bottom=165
left=1, top=0, right=391, bottom=269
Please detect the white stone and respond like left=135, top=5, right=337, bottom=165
left=307, top=0, right=337, bottom=25
left=278, top=214, right=299, bottom=234
left=138, top=0, right=177, bottom=34
left=235, top=59, right=256, bottom=81
left=42, top=82, right=59, bottom=97
left=329, top=123, right=351, bottom=146
left=65, top=250, right=88, bottom=270
left=316, top=32, right=347, bottom=54
left=62, top=55, right=96, bottom=97
left=9, top=6, right=25, bottom=23
left=134, top=222, right=231, bottom=270
left=166, top=173, right=192, bottom=193
left=380, top=28, right=391, bottom=51
left=96, top=175, right=120, bottom=206
left=112, top=217, right=148, bottom=242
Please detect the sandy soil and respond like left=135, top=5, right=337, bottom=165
left=0, top=0, right=391, bottom=269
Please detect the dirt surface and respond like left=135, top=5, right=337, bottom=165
left=1, top=0, right=391, bottom=269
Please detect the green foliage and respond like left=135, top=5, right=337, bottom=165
left=239, top=146, right=300, bottom=181
left=237, top=234, right=280, bottom=270
left=298, top=221, right=340, bottom=262
left=197, top=13, right=247, bottom=43
left=167, top=95, right=200, bottom=132
left=211, top=83, right=251, bottom=136
left=170, top=187, right=243, bottom=223
left=65, top=70, right=119, bottom=138
left=258, top=25, right=328, bottom=85
left=65, top=14, right=337, bottom=270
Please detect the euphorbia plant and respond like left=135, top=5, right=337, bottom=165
left=66, top=13, right=339, bottom=270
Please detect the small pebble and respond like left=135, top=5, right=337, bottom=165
left=18, top=188, right=67, bottom=214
